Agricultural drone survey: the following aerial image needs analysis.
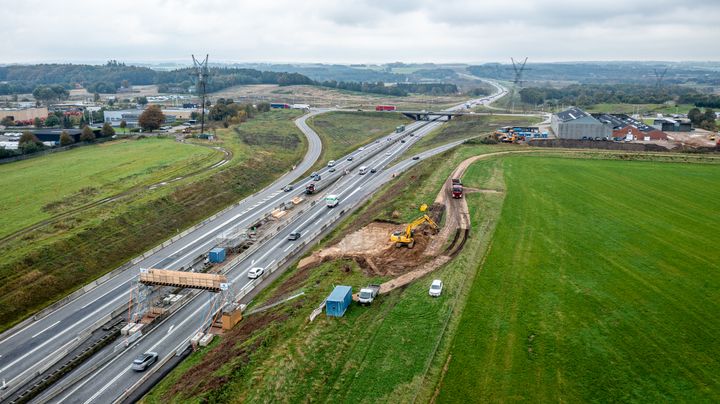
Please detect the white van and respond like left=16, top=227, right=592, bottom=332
left=327, top=160, right=336, bottom=167
left=325, top=194, right=339, bottom=208
left=358, top=166, right=368, bottom=175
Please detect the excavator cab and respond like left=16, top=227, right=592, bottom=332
left=389, top=204, right=438, bottom=248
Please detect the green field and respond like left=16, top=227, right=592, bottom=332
left=0, top=138, right=218, bottom=238
left=438, top=156, right=720, bottom=402
left=306, top=111, right=411, bottom=172
left=585, top=102, right=696, bottom=115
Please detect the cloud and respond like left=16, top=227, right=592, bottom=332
left=0, top=0, right=718, bottom=63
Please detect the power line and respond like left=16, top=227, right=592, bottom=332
left=508, top=57, right=528, bottom=113
left=191, top=54, right=209, bottom=135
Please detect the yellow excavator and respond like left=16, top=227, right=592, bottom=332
left=389, top=204, right=439, bottom=248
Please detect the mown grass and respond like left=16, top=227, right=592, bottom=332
left=306, top=111, right=411, bottom=172
left=0, top=111, right=306, bottom=333
left=437, top=156, right=720, bottom=402
left=0, top=138, right=217, bottom=238
left=585, top=102, right=696, bottom=115
left=403, top=114, right=540, bottom=158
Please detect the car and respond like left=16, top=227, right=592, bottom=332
left=327, top=160, right=336, bottom=167
left=413, top=156, right=420, bottom=160
left=288, top=231, right=301, bottom=240
left=313, top=174, right=321, bottom=181
left=329, top=167, right=336, bottom=172
left=359, top=147, right=365, bottom=151
left=347, top=156, right=354, bottom=161
left=132, top=352, right=158, bottom=371
left=283, top=185, right=293, bottom=192
left=429, top=280, right=443, bottom=297
left=370, top=168, right=377, bottom=173
left=401, top=139, right=406, bottom=143
left=386, top=152, right=392, bottom=156
left=248, top=267, right=265, bottom=279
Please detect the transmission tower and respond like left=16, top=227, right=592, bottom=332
left=508, top=57, right=528, bottom=113
left=192, top=54, right=209, bottom=135
left=654, top=67, right=669, bottom=88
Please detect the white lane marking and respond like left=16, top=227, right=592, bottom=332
left=82, top=365, right=131, bottom=404
left=0, top=290, right=129, bottom=377
left=31, top=321, right=60, bottom=339
left=251, top=259, right=255, bottom=265
left=168, top=325, right=175, bottom=334
left=267, top=259, right=276, bottom=267
left=283, top=244, right=294, bottom=252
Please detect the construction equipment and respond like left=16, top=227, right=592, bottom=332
left=389, top=204, right=438, bottom=248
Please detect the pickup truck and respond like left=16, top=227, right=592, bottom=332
left=358, top=284, right=381, bottom=305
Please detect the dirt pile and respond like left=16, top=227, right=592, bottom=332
left=298, top=221, right=437, bottom=277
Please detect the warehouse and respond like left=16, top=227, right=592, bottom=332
left=594, top=113, right=667, bottom=141
left=652, top=118, right=692, bottom=132
left=551, top=107, right=611, bottom=140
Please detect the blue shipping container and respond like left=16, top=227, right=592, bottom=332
left=326, top=285, right=353, bottom=317
left=208, top=247, right=226, bottom=263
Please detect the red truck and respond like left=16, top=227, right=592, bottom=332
left=375, top=105, right=397, bottom=111
left=451, top=178, right=463, bottom=198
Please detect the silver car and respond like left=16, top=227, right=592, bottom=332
left=132, top=352, right=158, bottom=371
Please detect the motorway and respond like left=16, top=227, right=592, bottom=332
left=1, top=81, right=507, bottom=403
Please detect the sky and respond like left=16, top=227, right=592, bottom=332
left=2, top=0, right=719, bottom=64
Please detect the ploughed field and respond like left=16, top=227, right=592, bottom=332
left=438, top=156, right=720, bottom=402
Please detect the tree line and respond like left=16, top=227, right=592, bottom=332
left=317, top=80, right=458, bottom=96
left=518, top=84, right=720, bottom=109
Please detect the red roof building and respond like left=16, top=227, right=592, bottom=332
left=612, top=125, right=667, bottom=141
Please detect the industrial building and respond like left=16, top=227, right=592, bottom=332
left=104, top=109, right=183, bottom=127
left=551, top=107, right=611, bottom=139
left=652, top=118, right=692, bottom=132
left=593, top=113, right=667, bottom=141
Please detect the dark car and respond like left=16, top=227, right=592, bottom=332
left=288, top=231, right=301, bottom=241
left=413, top=156, right=420, bottom=160
left=401, top=139, right=406, bottom=143
left=132, top=352, right=158, bottom=371
left=347, top=156, right=354, bottom=161
left=370, top=168, right=377, bottom=173
left=283, top=185, right=293, bottom=192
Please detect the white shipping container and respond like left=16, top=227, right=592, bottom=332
left=121, top=322, right=136, bottom=336
left=199, top=333, right=214, bottom=347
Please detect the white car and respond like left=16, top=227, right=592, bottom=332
left=248, top=267, right=265, bottom=279
left=429, top=279, right=443, bottom=297
left=359, top=147, right=365, bottom=151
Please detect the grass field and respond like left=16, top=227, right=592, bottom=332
left=0, top=138, right=218, bottom=238
left=0, top=110, right=306, bottom=332
left=306, top=111, right=411, bottom=172
left=437, top=156, right=720, bottom=402
left=585, top=102, right=696, bottom=115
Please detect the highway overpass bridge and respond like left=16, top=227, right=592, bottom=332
left=399, top=110, right=469, bottom=121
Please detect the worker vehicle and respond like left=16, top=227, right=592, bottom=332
left=452, top=178, right=462, bottom=185
left=288, top=231, right=301, bottom=241
left=358, top=284, right=381, bottom=305
left=389, top=204, right=439, bottom=248
left=429, top=279, right=443, bottom=297
left=248, top=267, right=265, bottom=279
left=327, top=160, right=336, bottom=167
left=452, top=185, right=463, bottom=199
left=132, top=352, right=158, bottom=371
left=325, top=194, right=339, bottom=208
left=375, top=105, right=396, bottom=111
left=358, top=166, right=368, bottom=175
left=305, top=183, right=316, bottom=194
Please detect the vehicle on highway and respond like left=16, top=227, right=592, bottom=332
left=358, top=166, right=368, bottom=175
left=359, top=146, right=365, bottom=151
left=283, top=185, right=293, bottom=192
left=288, top=231, right=301, bottom=240
left=429, top=279, right=443, bottom=297
left=327, top=160, right=336, bottom=167
left=132, top=352, right=158, bottom=371
left=370, top=168, right=377, bottom=173
left=347, top=156, right=354, bottom=161
left=325, top=194, right=339, bottom=208
left=401, top=139, right=406, bottom=143
left=413, top=156, right=420, bottom=160
left=329, top=167, right=336, bottom=172
left=248, top=267, right=265, bottom=279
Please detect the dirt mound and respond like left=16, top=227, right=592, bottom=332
left=299, top=221, right=436, bottom=277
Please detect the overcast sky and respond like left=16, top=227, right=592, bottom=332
left=2, top=0, right=719, bottom=65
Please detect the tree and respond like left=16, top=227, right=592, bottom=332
left=19, top=131, right=41, bottom=146
left=32, top=85, right=69, bottom=105
left=136, top=96, right=148, bottom=106
left=45, top=115, right=60, bottom=127
left=34, top=117, right=43, bottom=128
left=1, top=116, right=14, bottom=126
left=93, top=92, right=100, bottom=102
left=138, top=105, right=165, bottom=131
left=80, top=125, right=96, bottom=142
left=59, top=130, right=74, bottom=146
left=62, top=115, right=74, bottom=129
left=101, top=122, right=115, bottom=137
left=256, top=102, right=270, bottom=113
left=687, top=108, right=703, bottom=125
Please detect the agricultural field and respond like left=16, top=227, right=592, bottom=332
left=437, top=156, right=720, bottom=402
left=306, top=111, right=411, bottom=172
left=584, top=102, right=696, bottom=115
left=0, top=110, right=307, bottom=332
left=145, top=145, right=720, bottom=403
left=0, top=138, right=219, bottom=239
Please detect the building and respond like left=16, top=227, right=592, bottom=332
left=104, top=110, right=142, bottom=127
left=593, top=113, right=667, bottom=141
left=30, top=128, right=98, bottom=143
left=551, top=107, right=611, bottom=139
left=161, top=108, right=198, bottom=120
left=0, top=107, right=49, bottom=123
left=653, top=118, right=692, bottom=132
